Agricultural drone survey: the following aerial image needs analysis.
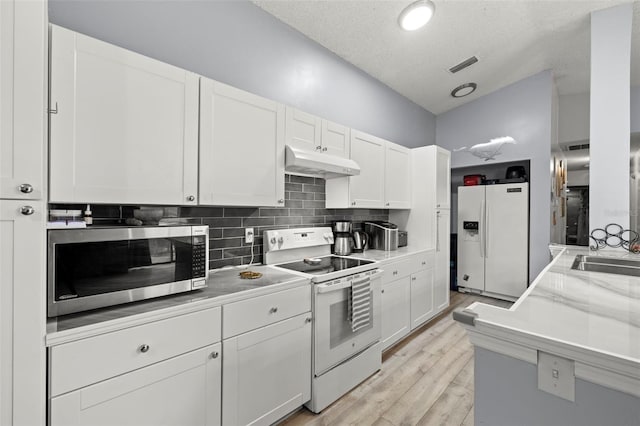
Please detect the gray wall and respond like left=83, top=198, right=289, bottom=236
left=475, top=348, right=640, bottom=426
left=48, top=0, right=435, bottom=148
left=435, top=70, right=553, bottom=281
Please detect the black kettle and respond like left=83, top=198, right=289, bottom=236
left=505, top=165, right=526, bottom=179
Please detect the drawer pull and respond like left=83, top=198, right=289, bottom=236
left=138, top=344, right=150, bottom=353
left=412, top=277, right=416, bottom=281
left=210, top=351, right=219, bottom=359
left=381, top=289, right=385, bottom=294
left=422, top=261, right=426, bottom=265
left=269, top=307, right=278, bottom=314
left=393, top=271, right=398, bottom=275
left=305, top=317, right=312, bottom=323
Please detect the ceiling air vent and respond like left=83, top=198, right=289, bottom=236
left=448, top=56, right=479, bottom=74
left=562, top=143, right=590, bottom=152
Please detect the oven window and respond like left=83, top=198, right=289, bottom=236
left=329, top=289, right=373, bottom=349
left=54, top=236, right=194, bottom=301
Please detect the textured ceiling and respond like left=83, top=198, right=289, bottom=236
left=253, top=0, right=640, bottom=114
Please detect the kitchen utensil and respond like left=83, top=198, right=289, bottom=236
left=333, top=220, right=352, bottom=233
left=352, top=231, right=368, bottom=253
left=505, top=165, right=526, bottom=179
left=463, top=174, right=485, bottom=186
left=333, top=233, right=352, bottom=255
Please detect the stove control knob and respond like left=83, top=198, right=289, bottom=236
left=278, top=236, right=284, bottom=244
left=323, top=233, right=332, bottom=240
left=270, top=237, right=277, bottom=245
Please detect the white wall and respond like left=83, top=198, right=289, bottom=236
left=589, top=4, right=633, bottom=231
left=436, top=70, right=553, bottom=281
left=48, top=0, right=436, bottom=148
left=568, top=170, right=590, bottom=186
left=559, top=93, right=590, bottom=143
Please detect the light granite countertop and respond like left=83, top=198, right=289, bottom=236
left=46, top=265, right=308, bottom=346
left=458, top=245, right=640, bottom=396
left=348, top=245, right=433, bottom=262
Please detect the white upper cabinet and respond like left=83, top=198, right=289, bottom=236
left=49, top=25, right=199, bottom=205
left=384, top=142, right=411, bottom=209
left=0, top=0, right=46, bottom=200
left=285, top=107, right=349, bottom=158
left=199, top=79, right=285, bottom=207
left=435, top=147, right=451, bottom=209
left=347, top=130, right=386, bottom=208
left=326, top=131, right=411, bottom=209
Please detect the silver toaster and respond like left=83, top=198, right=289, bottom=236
left=365, top=221, right=399, bottom=251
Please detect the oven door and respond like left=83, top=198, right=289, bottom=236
left=313, top=270, right=381, bottom=376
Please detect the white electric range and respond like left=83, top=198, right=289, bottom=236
left=264, top=227, right=382, bottom=413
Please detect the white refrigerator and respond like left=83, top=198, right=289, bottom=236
left=457, top=183, right=529, bottom=299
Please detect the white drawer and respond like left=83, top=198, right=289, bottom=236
left=223, top=285, right=311, bottom=338
left=413, top=250, right=435, bottom=271
left=382, top=257, right=413, bottom=283
left=50, top=306, right=221, bottom=397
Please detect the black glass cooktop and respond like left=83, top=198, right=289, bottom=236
left=277, top=256, right=374, bottom=275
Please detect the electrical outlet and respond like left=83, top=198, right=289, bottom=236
left=245, top=228, right=254, bottom=244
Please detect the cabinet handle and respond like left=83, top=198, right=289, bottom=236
left=322, top=147, right=327, bottom=152
left=20, top=206, right=34, bottom=216
left=210, top=351, right=219, bottom=359
left=187, top=195, right=195, bottom=202
left=422, top=261, right=426, bottom=265
left=19, top=183, right=33, bottom=194
left=305, top=317, right=312, bottom=323
left=316, top=145, right=322, bottom=151
left=392, top=270, right=398, bottom=275
left=351, top=201, right=356, bottom=206
left=138, top=344, right=150, bottom=353
left=49, top=101, right=58, bottom=115
left=412, top=277, right=416, bottom=281
left=381, top=289, right=385, bottom=294
left=278, top=199, right=284, bottom=204
left=269, top=307, right=278, bottom=314
left=386, top=202, right=390, bottom=207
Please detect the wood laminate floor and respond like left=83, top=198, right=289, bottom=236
left=280, top=291, right=512, bottom=426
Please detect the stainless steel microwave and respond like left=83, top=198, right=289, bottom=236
left=47, top=225, right=209, bottom=317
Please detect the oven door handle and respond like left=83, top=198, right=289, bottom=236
left=316, top=281, right=353, bottom=294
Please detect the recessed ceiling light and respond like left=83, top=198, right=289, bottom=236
left=451, top=83, right=477, bottom=98
left=398, top=0, right=435, bottom=31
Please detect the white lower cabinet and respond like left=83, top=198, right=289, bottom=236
left=222, top=313, right=312, bottom=426
left=50, top=344, right=222, bottom=426
left=381, top=276, right=411, bottom=351
left=410, top=268, right=435, bottom=330
left=434, top=210, right=451, bottom=312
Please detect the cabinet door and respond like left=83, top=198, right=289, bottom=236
left=321, top=120, right=350, bottom=158
left=381, top=276, right=411, bottom=351
left=0, top=0, right=46, bottom=200
left=435, top=148, right=451, bottom=209
left=285, top=107, right=321, bottom=152
left=434, top=210, right=450, bottom=313
left=0, top=200, right=46, bottom=426
left=200, top=79, right=285, bottom=207
left=50, top=344, right=221, bottom=426
left=384, top=142, right=411, bottom=209
left=222, top=313, right=311, bottom=426
left=410, top=268, right=434, bottom=330
left=49, top=25, right=199, bottom=205
left=349, top=130, right=385, bottom=208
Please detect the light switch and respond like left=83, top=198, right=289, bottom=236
left=537, top=351, right=575, bottom=402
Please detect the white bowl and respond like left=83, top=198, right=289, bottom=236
left=133, top=208, right=164, bottom=225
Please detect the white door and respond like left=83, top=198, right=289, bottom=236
left=435, top=148, right=451, bottom=209
left=410, top=268, right=434, bottom=329
left=0, top=200, right=46, bottom=426
left=349, top=131, right=385, bottom=208
left=484, top=183, right=529, bottom=297
left=384, top=142, right=411, bottom=209
left=222, top=314, right=311, bottom=426
left=50, top=344, right=221, bottom=426
left=381, top=276, right=411, bottom=351
left=49, top=25, right=199, bottom=205
left=457, top=186, right=485, bottom=291
left=434, top=209, right=450, bottom=312
left=0, top=0, right=46, bottom=200
left=321, top=120, right=350, bottom=158
left=285, top=107, right=321, bottom=152
left=199, top=79, right=285, bottom=207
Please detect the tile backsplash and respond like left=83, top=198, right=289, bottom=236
left=50, top=175, right=389, bottom=270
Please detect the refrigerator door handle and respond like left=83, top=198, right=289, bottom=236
left=479, top=198, right=485, bottom=258
left=485, top=199, right=489, bottom=258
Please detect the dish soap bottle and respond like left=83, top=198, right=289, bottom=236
left=84, top=204, right=93, bottom=226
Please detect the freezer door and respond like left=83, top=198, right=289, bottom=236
left=457, top=186, right=485, bottom=291
left=484, top=183, right=529, bottom=297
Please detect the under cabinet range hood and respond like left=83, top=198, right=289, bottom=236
left=285, top=145, right=361, bottom=179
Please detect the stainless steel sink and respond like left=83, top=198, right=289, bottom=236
left=571, top=254, right=640, bottom=276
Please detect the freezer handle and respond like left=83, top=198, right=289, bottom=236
left=479, top=198, right=485, bottom=258
left=485, top=199, right=490, bottom=258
